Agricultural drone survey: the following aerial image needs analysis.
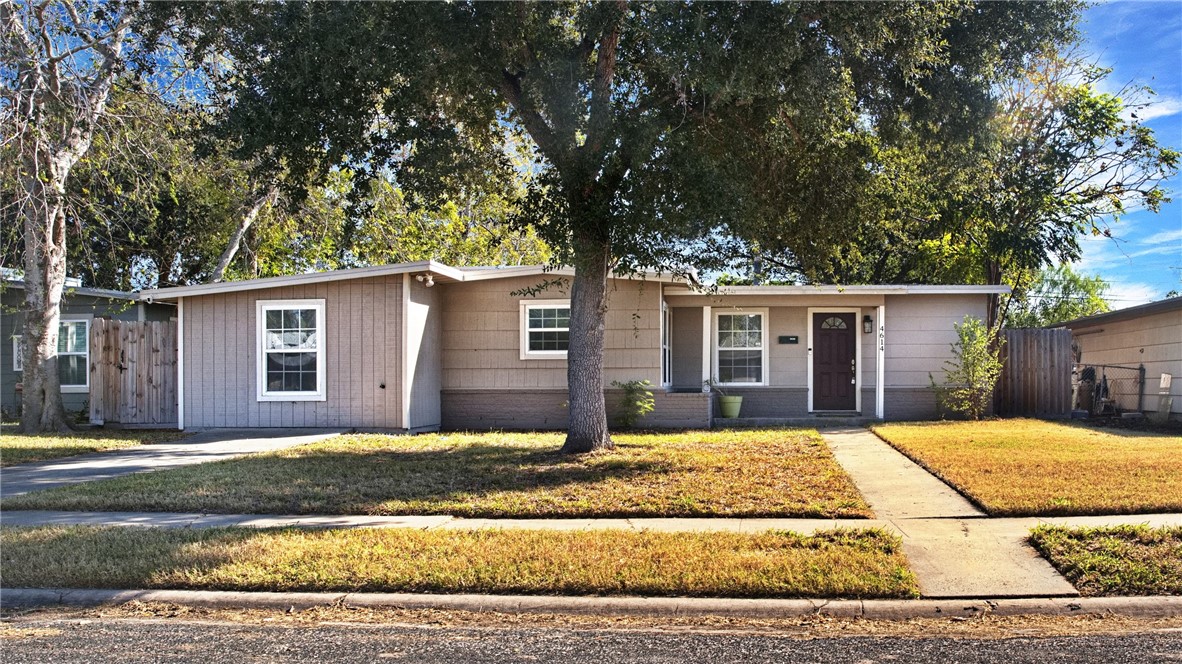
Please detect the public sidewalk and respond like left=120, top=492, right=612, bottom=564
left=0, top=429, right=342, bottom=498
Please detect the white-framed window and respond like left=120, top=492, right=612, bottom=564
left=12, top=319, right=90, bottom=392
left=661, top=301, right=672, bottom=387
left=11, top=335, right=21, bottom=372
left=520, top=300, right=570, bottom=360
left=256, top=299, right=326, bottom=401
left=713, top=309, right=769, bottom=386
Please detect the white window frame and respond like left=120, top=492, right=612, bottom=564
left=58, top=318, right=90, bottom=393
left=256, top=299, right=327, bottom=402
left=660, top=300, right=673, bottom=387
left=520, top=300, right=571, bottom=360
left=712, top=308, right=770, bottom=387
left=13, top=318, right=91, bottom=392
left=11, top=335, right=22, bottom=372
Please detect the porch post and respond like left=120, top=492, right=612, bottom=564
left=701, top=306, right=712, bottom=390
left=875, top=304, right=885, bottom=419
left=177, top=297, right=185, bottom=431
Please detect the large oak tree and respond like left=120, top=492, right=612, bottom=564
left=162, top=1, right=1076, bottom=452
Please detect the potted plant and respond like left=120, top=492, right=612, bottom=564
left=707, top=378, right=743, bottom=418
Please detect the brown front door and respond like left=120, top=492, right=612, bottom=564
left=813, top=313, right=856, bottom=411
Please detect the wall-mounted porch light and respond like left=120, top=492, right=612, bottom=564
left=863, top=314, right=873, bottom=334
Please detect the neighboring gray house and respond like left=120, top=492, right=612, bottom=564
left=1058, top=296, right=1182, bottom=419
left=135, top=261, right=1007, bottom=431
left=2, top=278, right=174, bottom=418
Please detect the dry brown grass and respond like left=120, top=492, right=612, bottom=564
left=0, top=526, right=916, bottom=599
left=4, top=429, right=871, bottom=518
left=0, top=428, right=188, bottom=467
left=872, top=419, right=1182, bottom=516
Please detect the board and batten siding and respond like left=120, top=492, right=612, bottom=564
left=405, top=277, right=442, bottom=430
left=439, top=275, right=663, bottom=389
left=180, top=276, right=403, bottom=429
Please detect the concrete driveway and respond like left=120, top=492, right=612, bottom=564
left=0, top=429, right=342, bottom=498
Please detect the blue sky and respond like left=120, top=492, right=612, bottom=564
left=1074, top=0, right=1182, bottom=307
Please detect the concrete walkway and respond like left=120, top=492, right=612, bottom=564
left=819, top=428, right=1082, bottom=599
left=0, top=429, right=342, bottom=498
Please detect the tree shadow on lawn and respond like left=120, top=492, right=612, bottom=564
left=11, top=442, right=682, bottom=517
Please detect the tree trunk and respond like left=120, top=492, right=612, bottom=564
left=209, top=184, right=277, bottom=283
left=561, top=235, right=614, bottom=453
left=19, top=156, right=72, bottom=433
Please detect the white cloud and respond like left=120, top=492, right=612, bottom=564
left=1140, top=228, right=1182, bottom=246
left=1130, top=97, right=1182, bottom=122
left=1104, top=281, right=1163, bottom=309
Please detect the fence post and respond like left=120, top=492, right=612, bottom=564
left=1138, top=364, right=1146, bottom=413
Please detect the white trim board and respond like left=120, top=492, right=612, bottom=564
left=806, top=308, right=862, bottom=413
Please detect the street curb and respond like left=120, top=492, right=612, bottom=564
left=3, top=588, right=1179, bottom=620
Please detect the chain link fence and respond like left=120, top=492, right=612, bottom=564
left=1073, top=363, right=1146, bottom=417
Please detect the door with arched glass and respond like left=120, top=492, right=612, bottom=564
left=812, top=313, right=856, bottom=410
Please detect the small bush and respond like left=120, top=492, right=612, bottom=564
left=611, top=379, right=655, bottom=428
left=930, top=316, right=1004, bottom=420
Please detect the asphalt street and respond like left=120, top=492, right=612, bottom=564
left=2, top=618, right=1181, bottom=663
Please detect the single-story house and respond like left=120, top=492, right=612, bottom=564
left=2, top=277, right=175, bottom=418
left=1057, top=296, right=1182, bottom=419
left=134, top=261, right=1007, bottom=431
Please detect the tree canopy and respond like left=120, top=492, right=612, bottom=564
left=155, top=1, right=1080, bottom=450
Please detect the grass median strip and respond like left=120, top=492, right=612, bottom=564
left=2, top=429, right=871, bottom=519
left=0, top=429, right=188, bottom=467
left=871, top=419, right=1182, bottom=516
left=1029, top=525, right=1182, bottom=597
left=0, top=526, right=917, bottom=599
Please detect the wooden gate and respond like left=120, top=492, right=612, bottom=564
left=996, top=328, right=1073, bottom=418
left=89, top=319, right=178, bottom=427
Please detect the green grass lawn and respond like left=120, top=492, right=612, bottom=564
left=1030, top=525, right=1182, bottom=596
left=0, top=525, right=917, bottom=598
left=0, top=428, right=188, bottom=467
left=2, top=429, right=871, bottom=518
left=871, top=419, right=1182, bottom=516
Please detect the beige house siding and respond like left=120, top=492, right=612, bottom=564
left=406, top=277, right=442, bottom=430
left=181, top=276, right=403, bottom=429
left=439, top=275, right=663, bottom=390
left=1068, top=306, right=1182, bottom=415
left=883, top=294, right=989, bottom=388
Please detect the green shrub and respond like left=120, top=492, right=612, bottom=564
left=611, top=379, right=655, bottom=428
left=930, top=316, right=1004, bottom=420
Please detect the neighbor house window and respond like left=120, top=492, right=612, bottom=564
left=520, top=300, right=570, bottom=359
left=714, top=310, right=768, bottom=385
left=256, top=299, right=326, bottom=401
left=12, top=319, right=90, bottom=392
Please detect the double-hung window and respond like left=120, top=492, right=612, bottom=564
left=12, top=318, right=90, bottom=392
left=714, top=310, right=768, bottom=385
left=257, top=300, right=326, bottom=401
left=520, top=300, right=570, bottom=359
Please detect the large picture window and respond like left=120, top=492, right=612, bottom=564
left=12, top=318, right=90, bottom=392
left=520, top=301, right=570, bottom=359
left=714, top=310, right=768, bottom=385
left=256, top=300, right=326, bottom=401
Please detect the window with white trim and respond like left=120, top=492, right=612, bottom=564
left=715, top=311, right=767, bottom=385
left=257, top=300, right=326, bottom=401
left=12, top=320, right=90, bottom=391
left=661, top=302, right=672, bottom=386
left=520, top=301, right=570, bottom=359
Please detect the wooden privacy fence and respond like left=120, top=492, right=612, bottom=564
left=996, top=328, right=1073, bottom=418
left=89, top=319, right=178, bottom=427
